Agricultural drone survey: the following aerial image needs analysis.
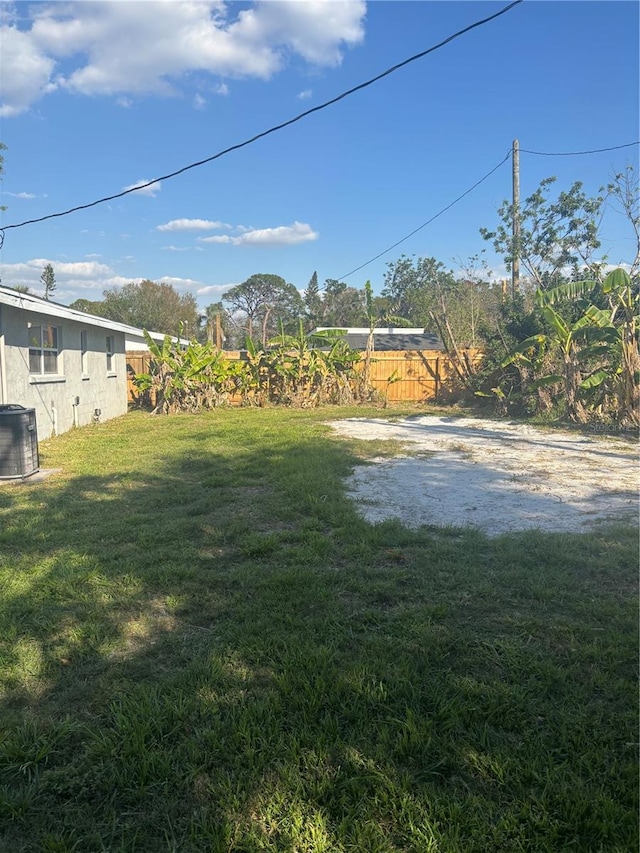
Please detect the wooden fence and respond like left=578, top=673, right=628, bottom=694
left=126, top=351, right=149, bottom=403
left=126, top=349, right=478, bottom=404
left=367, top=350, right=442, bottom=402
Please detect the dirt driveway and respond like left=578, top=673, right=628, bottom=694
left=329, top=415, right=639, bottom=536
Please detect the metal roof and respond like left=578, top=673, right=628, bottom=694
left=313, top=327, right=444, bottom=351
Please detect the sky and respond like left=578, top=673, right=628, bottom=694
left=0, top=0, right=638, bottom=311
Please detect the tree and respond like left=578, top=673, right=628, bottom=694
left=69, top=298, right=106, bottom=315
left=480, top=177, right=605, bottom=290
left=321, top=279, right=366, bottom=327
left=99, top=280, right=199, bottom=336
left=303, top=271, right=322, bottom=331
left=603, top=165, right=639, bottom=277
left=223, top=274, right=303, bottom=347
left=40, top=264, right=56, bottom=301
left=450, top=253, right=502, bottom=349
left=381, top=256, right=457, bottom=327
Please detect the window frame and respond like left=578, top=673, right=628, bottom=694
left=106, top=335, right=115, bottom=373
left=80, top=329, right=89, bottom=376
left=28, top=323, right=62, bottom=376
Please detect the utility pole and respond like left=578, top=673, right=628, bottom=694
left=512, top=138, right=520, bottom=298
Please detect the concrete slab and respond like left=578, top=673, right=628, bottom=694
left=0, top=468, right=62, bottom=485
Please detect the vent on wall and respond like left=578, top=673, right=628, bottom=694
left=0, top=405, right=40, bottom=479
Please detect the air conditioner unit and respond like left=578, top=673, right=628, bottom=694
left=0, top=405, right=40, bottom=479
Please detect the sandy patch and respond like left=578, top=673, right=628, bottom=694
left=329, top=416, right=639, bottom=536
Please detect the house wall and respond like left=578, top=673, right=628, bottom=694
left=0, top=304, right=128, bottom=439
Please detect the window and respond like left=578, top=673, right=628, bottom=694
left=106, top=335, right=114, bottom=372
left=80, top=330, right=88, bottom=374
left=28, top=324, right=60, bottom=374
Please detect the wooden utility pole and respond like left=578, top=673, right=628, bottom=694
left=512, top=138, right=520, bottom=298
left=215, top=312, right=222, bottom=350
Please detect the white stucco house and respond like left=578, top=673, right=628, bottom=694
left=0, top=286, right=171, bottom=439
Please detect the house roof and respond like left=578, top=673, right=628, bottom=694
left=313, top=327, right=445, bottom=351
left=0, top=286, right=174, bottom=343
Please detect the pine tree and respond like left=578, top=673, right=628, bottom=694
left=41, top=264, right=56, bottom=301
left=303, top=270, right=322, bottom=330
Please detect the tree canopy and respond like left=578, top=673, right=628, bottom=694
left=480, top=177, right=605, bottom=289
left=72, top=280, right=199, bottom=337
left=319, top=279, right=366, bottom=328
left=222, top=274, right=303, bottom=346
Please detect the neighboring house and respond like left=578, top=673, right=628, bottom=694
left=313, top=327, right=445, bottom=351
left=0, top=287, right=170, bottom=439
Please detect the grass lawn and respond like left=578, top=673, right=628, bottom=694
left=0, top=406, right=637, bottom=852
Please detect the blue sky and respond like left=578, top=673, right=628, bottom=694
left=0, top=0, right=638, bottom=310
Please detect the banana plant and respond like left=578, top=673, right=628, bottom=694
left=135, top=331, right=249, bottom=413
left=242, top=335, right=269, bottom=405
left=134, top=330, right=185, bottom=413
left=602, top=268, right=639, bottom=425
left=538, top=301, right=617, bottom=421
left=538, top=268, right=639, bottom=425
left=265, top=322, right=354, bottom=406
left=501, top=268, right=638, bottom=423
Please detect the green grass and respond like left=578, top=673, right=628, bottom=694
left=0, top=406, right=637, bottom=853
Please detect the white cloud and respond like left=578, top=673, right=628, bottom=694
left=0, top=257, right=213, bottom=304
left=199, top=234, right=232, bottom=244
left=239, top=222, right=318, bottom=245
left=193, top=92, right=206, bottom=110
left=1, top=1, right=366, bottom=116
left=4, top=191, right=37, bottom=199
left=157, top=275, right=205, bottom=291
left=0, top=257, right=119, bottom=299
left=196, top=283, right=238, bottom=298
left=162, top=245, right=204, bottom=252
left=199, top=221, right=318, bottom=246
left=11, top=258, right=113, bottom=278
left=0, top=25, right=56, bottom=117
left=116, top=96, right=133, bottom=108
left=122, top=179, right=162, bottom=197
left=215, top=82, right=229, bottom=96
left=297, top=89, right=312, bottom=100
left=157, top=218, right=229, bottom=232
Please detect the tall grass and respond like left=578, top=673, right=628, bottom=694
left=0, top=407, right=637, bottom=852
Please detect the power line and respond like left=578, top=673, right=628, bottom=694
left=336, top=151, right=511, bottom=281
left=335, top=138, right=639, bottom=281
left=0, top=0, right=523, bottom=242
left=521, top=141, right=639, bottom=156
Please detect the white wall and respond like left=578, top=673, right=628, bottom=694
left=1, top=304, right=128, bottom=439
